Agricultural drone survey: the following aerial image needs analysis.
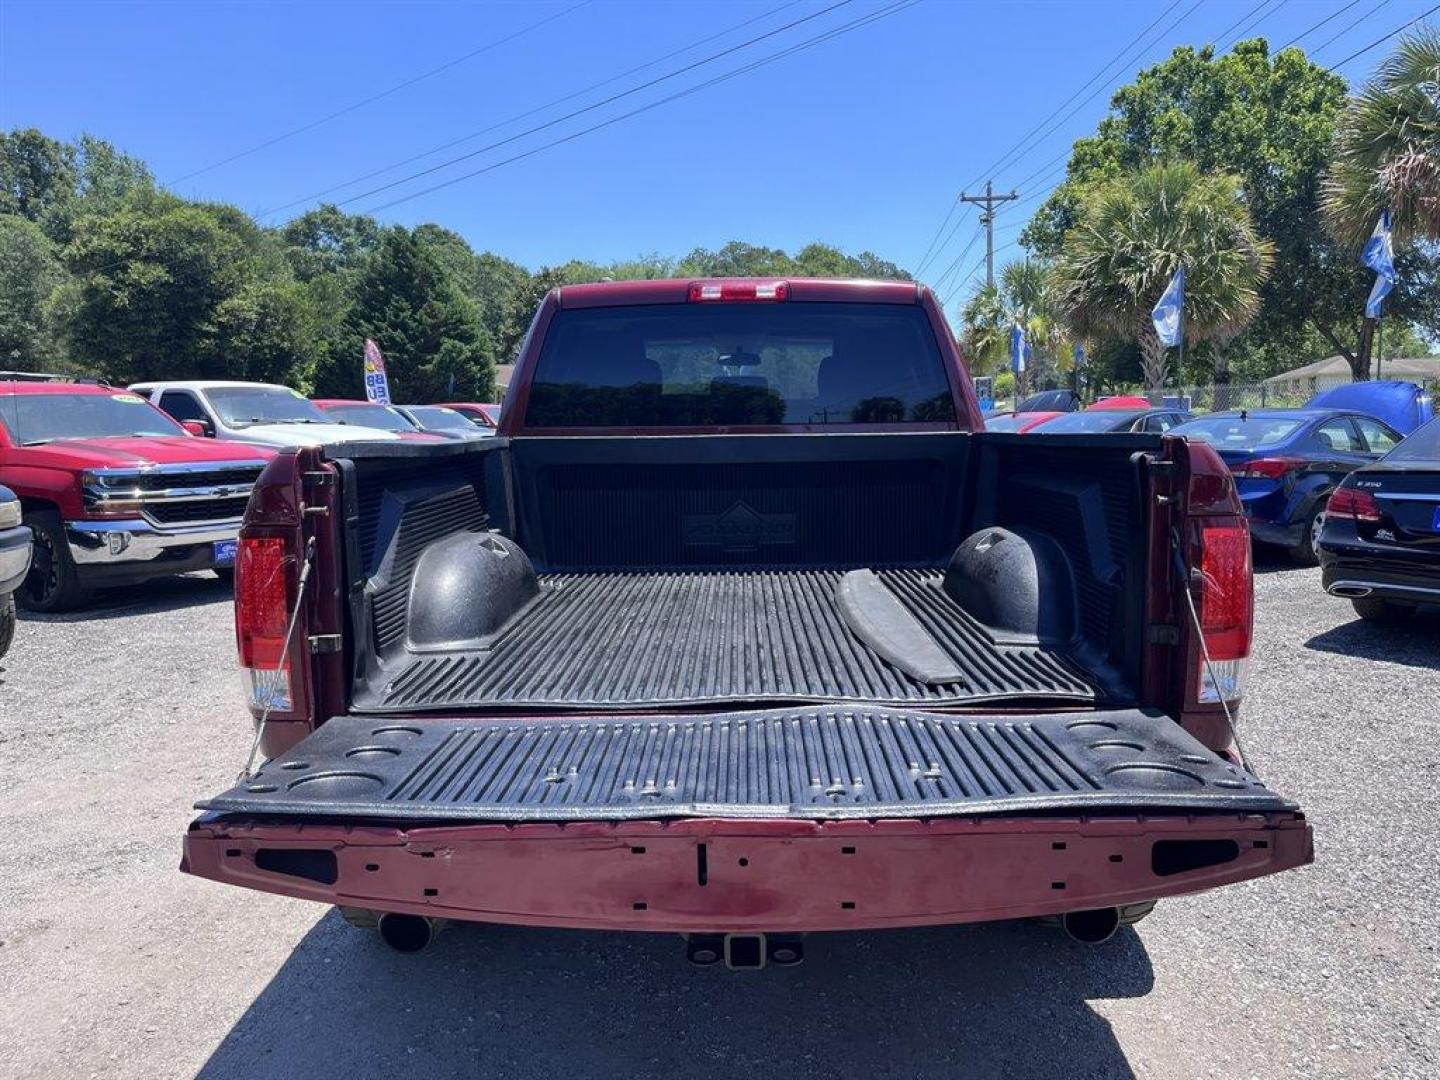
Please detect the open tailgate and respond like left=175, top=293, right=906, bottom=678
left=199, top=707, right=1294, bottom=822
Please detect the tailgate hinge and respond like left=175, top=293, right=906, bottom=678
left=308, top=634, right=343, bottom=654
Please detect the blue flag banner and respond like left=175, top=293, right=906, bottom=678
left=1151, top=266, right=1186, bottom=348
left=1363, top=209, right=1397, bottom=319
left=1011, top=323, right=1027, bottom=374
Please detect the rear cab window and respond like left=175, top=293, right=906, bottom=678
left=523, top=301, right=957, bottom=429
left=1384, top=416, right=1440, bottom=463
left=1173, top=414, right=1302, bottom=450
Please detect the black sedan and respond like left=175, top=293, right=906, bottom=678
left=1028, top=407, right=1192, bottom=434
left=1318, top=415, right=1440, bottom=621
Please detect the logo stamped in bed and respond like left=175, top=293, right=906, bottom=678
left=683, top=501, right=797, bottom=552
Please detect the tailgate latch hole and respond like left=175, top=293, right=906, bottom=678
left=1151, top=839, right=1241, bottom=877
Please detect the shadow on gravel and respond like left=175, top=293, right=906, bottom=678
left=1305, top=609, right=1440, bottom=670
left=17, top=572, right=230, bottom=624
left=1252, top=546, right=1305, bottom=575
left=198, top=910, right=1152, bottom=1080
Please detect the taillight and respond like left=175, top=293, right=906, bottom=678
left=687, top=280, right=789, bottom=302
left=235, top=533, right=305, bottom=716
left=1326, top=485, right=1382, bottom=522
left=1231, top=457, right=1304, bottom=479
left=1194, top=519, right=1253, bottom=704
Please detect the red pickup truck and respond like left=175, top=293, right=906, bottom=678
left=184, top=279, right=1311, bottom=963
left=0, top=379, right=272, bottom=611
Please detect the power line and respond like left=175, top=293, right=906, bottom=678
left=168, top=1, right=595, bottom=186
left=967, top=0, right=1188, bottom=193
left=1279, top=0, right=1366, bottom=48
left=992, top=0, right=1205, bottom=192
left=1326, top=1, right=1440, bottom=67
left=929, top=220, right=985, bottom=292
left=323, top=0, right=861, bottom=212
left=915, top=205, right=974, bottom=278
left=359, top=0, right=922, bottom=215
left=1313, top=0, right=1395, bottom=56
left=1214, top=0, right=1288, bottom=52
left=259, top=0, right=807, bottom=218
left=911, top=0, right=1185, bottom=271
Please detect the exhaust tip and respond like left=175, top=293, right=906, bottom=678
left=1328, top=583, right=1373, bottom=598
left=377, top=912, right=434, bottom=953
left=1061, top=907, right=1122, bottom=945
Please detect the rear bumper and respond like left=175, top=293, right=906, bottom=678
left=0, top=524, right=31, bottom=595
left=65, top=518, right=238, bottom=575
left=183, top=811, right=1313, bottom=933
left=1320, top=530, right=1440, bottom=606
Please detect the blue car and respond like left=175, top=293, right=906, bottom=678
left=1170, top=409, right=1405, bottom=564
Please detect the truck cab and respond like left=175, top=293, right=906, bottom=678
left=130, top=380, right=402, bottom=449
left=184, top=279, right=1311, bottom=961
left=0, top=378, right=273, bottom=611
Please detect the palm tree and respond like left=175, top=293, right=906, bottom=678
left=1323, top=28, right=1440, bottom=250
left=960, top=259, right=1072, bottom=390
left=1050, top=161, right=1273, bottom=396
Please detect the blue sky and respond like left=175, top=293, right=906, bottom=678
left=1, top=0, right=1434, bottom=316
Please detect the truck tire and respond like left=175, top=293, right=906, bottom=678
left=1288, top=503, right=1327, bottom=566
left=0, top=593, right=15, bottom=659
left=18, top=510, right=90, bottom=613
left=1351, top=597, right=1415, bottom=622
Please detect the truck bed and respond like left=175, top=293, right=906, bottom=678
left=363, top=566, right=1099, bottom=712
left=344, top=433, right=1151, bottom=717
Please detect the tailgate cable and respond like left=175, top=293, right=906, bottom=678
left=1170, top=527, right=1253, bottom=774
left=239, top=535, right=316, bottom=781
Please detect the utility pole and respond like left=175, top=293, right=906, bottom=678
left=960, top=180, right=1019, bottom=287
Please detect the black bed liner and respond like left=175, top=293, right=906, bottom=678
left=361, top=568, right=1102, bottom=713
left=201, top=708, right=1292, bottom=822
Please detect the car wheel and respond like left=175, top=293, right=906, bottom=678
left=18, top=510, right=90, bottom=613
left=1351, top=597, right=1416, bottom=622
left=1289, top=505, right=1327, bottom=566
left=0, top=593, right=15, bottom=659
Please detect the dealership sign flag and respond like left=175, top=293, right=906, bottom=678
left=363, top=339, right=392, bottom=405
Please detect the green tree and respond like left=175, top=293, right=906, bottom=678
left=60, top=196, right=319, bottom=384
left=0, top=214, right=68, bottom=368
left=1050, top=162, right=1273, bottom=394
left=1023, top=40, right=1428, bottom=380
left=279, top=204, right=383, bottom=282
left=324, top=227, right=494, bottom=401
left=0, top=129, right=76, bottom=226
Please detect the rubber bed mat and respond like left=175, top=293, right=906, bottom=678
left=200, top=708, right=1293, bottom=822
left=364, top=568, right=1100, bottom=712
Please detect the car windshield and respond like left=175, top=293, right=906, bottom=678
left=1171, top=414, right=1302, bottom=449
left=323, top=403, right=415, bottom=432
left=985, top=414, right=1029, bottom=432
left=0, top=391, right=185, bottom=444
left=1030, top=410, right=1141, bottom=433
left=524, top=302, right=956, bottom=428
left=406, top=406, right=476, bottom=432
left=1384, top=415, right=1440, bottom=464
left=206, top=386, right=329, bottom=426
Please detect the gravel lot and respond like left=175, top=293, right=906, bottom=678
left=0, top=560, right=1436, bottom=1080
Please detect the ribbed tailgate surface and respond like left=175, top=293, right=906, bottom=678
left=200, top=708, right=1292, bottom=821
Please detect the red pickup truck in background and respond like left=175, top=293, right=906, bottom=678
left=0, top=377, right=273, bottom=611
left=184, top=279, right=1311, bottom=964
